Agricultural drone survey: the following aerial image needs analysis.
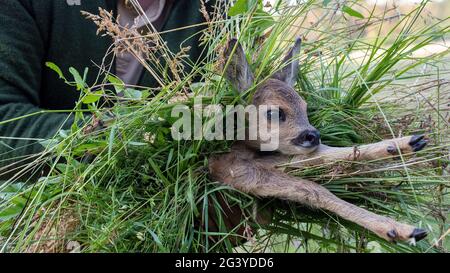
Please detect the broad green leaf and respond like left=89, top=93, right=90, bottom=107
left=123, top=88, right=143, bottom=99
left=0, top=184, right=26, bottom=203
left=37, top=176, right=62, bottom=185
left=0, top=205, right=23, bottom=221
left=251, top=10, right=275, bottom=34
left=228, top=0, right=248, bottom=16
left=107, top=74, right=124, bottom=85
left=45, top=62, right=66, bottom=80
left=73, top=142, right=106, bottom=154
left=342, top=6, right=364, bottom=19
left=108, top=75, right=125, bottom=93
left=69, top=67, right=85, bottom=91
left=82, top=90, right=103, bottom=104
left=0, top=183, right=25, bottom=195
left=9, top=196, right=27, bottom=207
left=59, top=129, right=70, bottom=138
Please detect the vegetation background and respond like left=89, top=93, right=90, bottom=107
left=0, top=0, right=448, bottom=253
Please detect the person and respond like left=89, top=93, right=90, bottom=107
left=0, top=0, right=211, bottom=166
left=0, top=0, right=260, bottom=245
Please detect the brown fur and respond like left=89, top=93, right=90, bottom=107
left=209, top=38, right=428, bottom=243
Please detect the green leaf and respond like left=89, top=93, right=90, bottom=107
left=0, top=183, right=25, bottom=201
left=82, top=90, right=103, bottom=104
left=0, top=205, right=23, bottom=221
left=69, top=67, right=85, bottom=91
left=108, top=75, right=125, bottom=93
left=123, top=88, right=143, bottom=99
left=323, top=0, right=331, bottom=6
left=251, top=10, right=275, bottom=34
left=45, top=62, right=66, bottom=80
left=342, top=6, right=364, bottom=19
left=107, top=74, right=123, bottom=85
left=228, top=0, right=248, bottom=16
left=73, top=142, right=106, bottom=155
left=58, top=129, right=70, bottom=138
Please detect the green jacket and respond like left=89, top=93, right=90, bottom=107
left=0, top=0, right=211, bottom=167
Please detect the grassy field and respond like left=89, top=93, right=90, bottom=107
left=0, top=0, right=448, bottom=253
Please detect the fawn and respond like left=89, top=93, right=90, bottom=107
left=208, top=38, right=428, bottom=243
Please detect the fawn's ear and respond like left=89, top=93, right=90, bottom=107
left=272, top=38, right=302, bottom=87
left=222, top=38, right=254, bottom=93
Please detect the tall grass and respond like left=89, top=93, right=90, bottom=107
left=0, top=0, right=449, bottom=253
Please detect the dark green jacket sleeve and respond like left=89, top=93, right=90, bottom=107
left=0, top=1, right=73, bottom=165
left=0, top=0, right=213, bottom=169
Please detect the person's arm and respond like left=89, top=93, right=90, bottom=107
left=0, top=1, right=74, bottom=167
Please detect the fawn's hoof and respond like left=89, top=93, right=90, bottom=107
left=386, top=146, right=397, bottom=155
left=409, top=228, right=428, bottom=242
left=387, top=229, right=398, bottom=239
left=385, top=227, right=427, bottom=244
left=409, top=134, right=427, bottom=152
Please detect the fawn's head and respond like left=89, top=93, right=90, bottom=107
left=223, top=38, right=320, bottom=155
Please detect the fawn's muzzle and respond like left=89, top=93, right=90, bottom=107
left=292, top=130, right=321, bottom=148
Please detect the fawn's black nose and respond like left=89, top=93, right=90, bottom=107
left=292, top=130, right=321, bottom=148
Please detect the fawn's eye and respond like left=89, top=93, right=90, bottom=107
left=266, top=109, right=286, bottom=122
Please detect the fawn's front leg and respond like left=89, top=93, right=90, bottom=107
left=285, top=135, right=427, bottom=167
left=209, top=154, right=427, bottom=243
